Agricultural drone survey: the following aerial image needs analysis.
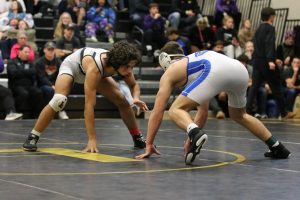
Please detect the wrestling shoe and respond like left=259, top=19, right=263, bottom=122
left=185, top=128, right=208, bottom=165
left=264, top=142, right=291, bottom=159
left=132, top=134, right=146, bottom=149
left=23, top=133, right=39, bottom=152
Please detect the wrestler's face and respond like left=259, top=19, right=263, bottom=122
left=117, top=60, right=137, bottom=77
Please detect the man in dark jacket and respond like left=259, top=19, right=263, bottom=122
left=0, top=58, right=23, bottom=120
left=7, top=45, right=44, bottom=118
left=246, top=7, right=295, bottom=119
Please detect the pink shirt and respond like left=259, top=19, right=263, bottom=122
left=10, top=43, right=35, bottom=62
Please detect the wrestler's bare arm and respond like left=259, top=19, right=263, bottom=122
left=81, top=56, right=102, bottom=152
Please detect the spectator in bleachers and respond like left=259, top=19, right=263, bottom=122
left=23, top=0, right=54, bottom=18
left=35, top=41, right=69, bottom=119
left=10, top=31, right=35, bottom=62
left=238, top=19, right=253, bottom=49
left=0, top=29, right=13, bottom=63
left=166, top=27, right=191, bottom=56
left=167, top=0, right=201, bottom=30
left=7, top=19, right=37, bottom=52
left=55, top=23, right=81, bottom=60
left=0, top=57, right=23, bottom=120
left=216, top=15, right=242, bottom=58
left=284, top=57, right=300, bottom=112
left=108, top=0, right=127, bottom=11
left=128, top=0, right=152, bottom=28
left=7, top=0, right=26, bottom=21
left=213, top=40, right=225, bottom=54
left=214, top=0, right=241, bottom=29
left=143, top=3, right=166, bottom=56
left=189, top=16, right=215, bottom=52
left=244, top=41, right=254, bottom=63
left=0, top=0, right=26, bottom=15
left=85, top=0, right=116, bottom=43
left=53, top=12, right=81, bottom=40
left=58, top=0, right=87, bottom=27
left=0, top=85, right=23, bottom=120
left=7, top=45, right=44, bottom=118
left=276, top=30, right=295, bottom=69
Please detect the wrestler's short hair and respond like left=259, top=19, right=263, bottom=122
left=160, top=41, right=184, bottom=55
left=159, top=41, right=184, bottom=71
left=107, top=41, right=141, bottom=70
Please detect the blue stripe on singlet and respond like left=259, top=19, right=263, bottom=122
left=182, top=59, right=211, bottom=96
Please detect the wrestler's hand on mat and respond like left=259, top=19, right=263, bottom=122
left=183, top=138, right=191, bottom=157
left=135, top=144, right=160, bottom=159
left=82, top=139, right=99, bottom=153
left=133, top=99, right=149, bottom=112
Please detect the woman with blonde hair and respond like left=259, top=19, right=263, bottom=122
left=53, top=12, right=80, bottom=41
left=189, top=16, right=215, bottom=52
left=238, top=19, right=253, bottom=49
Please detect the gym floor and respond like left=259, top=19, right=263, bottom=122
left=0, top=119, right=299, bottom=200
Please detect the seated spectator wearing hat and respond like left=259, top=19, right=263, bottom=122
left=10, top=31, right=35, bottom=62
left=35, top=41, right=69, bottom=120
left=276, top=30, right=295, bottom=69
left=55, top=23, right=81, bottom=61
left=7, top=45, right=44, bottom=118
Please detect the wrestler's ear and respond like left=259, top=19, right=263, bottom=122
left=159, top=52, right=172, bottom=71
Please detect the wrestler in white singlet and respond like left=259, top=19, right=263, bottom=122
left=58, top=47, right=109, bottom=84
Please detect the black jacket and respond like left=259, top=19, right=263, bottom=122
left=253, top=22, right=276, bottom=62
left=7, top=57, right=37, bottom=89
left=34, top=56, right=62, bottom=86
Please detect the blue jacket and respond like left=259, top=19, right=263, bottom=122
left=87, top=5, right=116, bottom=25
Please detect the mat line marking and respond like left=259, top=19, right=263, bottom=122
left=0, top=148, right=246, bottom=176
left=238, top=163, right=300, bottom=174
left=0, top=178, right=84, bottom=200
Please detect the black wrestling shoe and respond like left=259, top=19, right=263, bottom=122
left=132, top=134, right=146, bottom=149
left=264, top=142, right=291, bottom=159
left=185, top=128, right=208, bottom=165
left=23, top=133, right=39, bottom=152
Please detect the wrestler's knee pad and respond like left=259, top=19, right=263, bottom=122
left=49, top=94, right=68, bottom=112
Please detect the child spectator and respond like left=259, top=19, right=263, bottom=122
left=143, top=3, right=166, bottom=55
left=216, top=15, right=242, bottom=58
left=85, top=0, right=116, bottom=43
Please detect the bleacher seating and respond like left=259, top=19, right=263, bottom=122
left=2, top=0, right=300, bottom=119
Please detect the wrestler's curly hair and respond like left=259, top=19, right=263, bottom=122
left=107, top=41, right=141, bottom=69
